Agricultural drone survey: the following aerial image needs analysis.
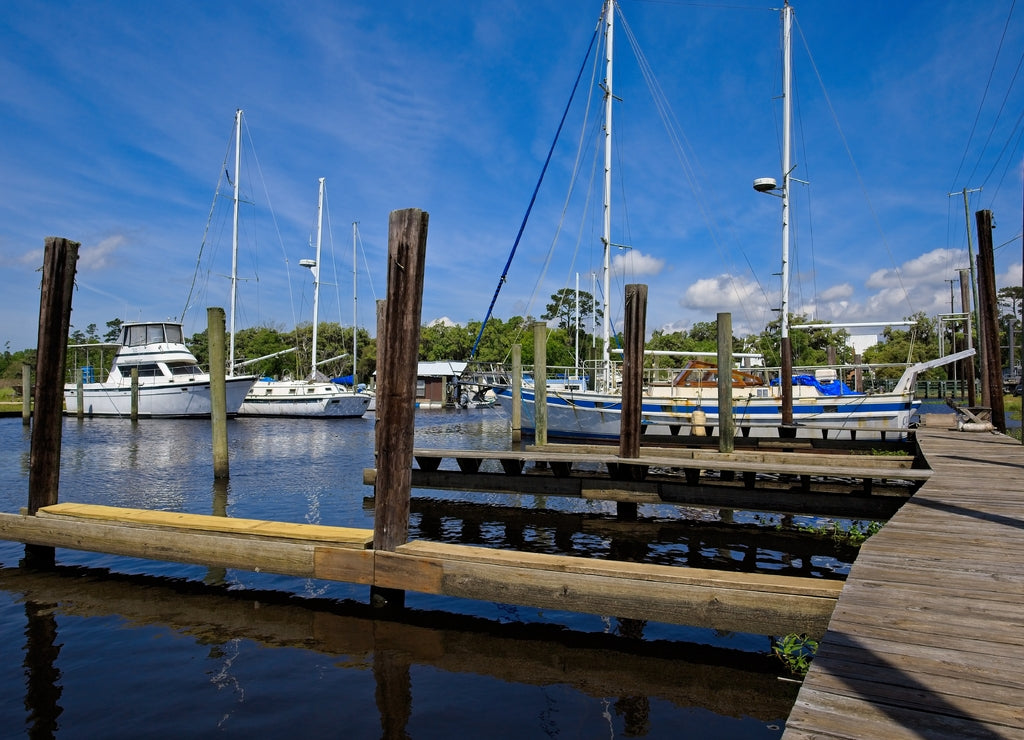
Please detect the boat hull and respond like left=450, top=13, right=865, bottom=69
left=237, top=380, right=371, bottom=418
left=64, top=376, right=255, bottom=418
left=498, top=387, right=918, bottom=441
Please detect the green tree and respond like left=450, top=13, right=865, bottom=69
left=542, top=289, right=602, bottom=333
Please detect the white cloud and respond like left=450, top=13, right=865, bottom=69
left=78, top=235, right=126, bottom=271
left=682, top=274, right=763, bottom=311
left=610, top=250, right=665, bottom=278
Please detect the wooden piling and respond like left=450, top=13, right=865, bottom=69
left=27, top=237, right=79, bottom=565
left=619, top=284, right=646, bottom=461
left=511, top=344, right=522, bottom=443
left=532, top=322, right=547, bottom=446
left=207, top=307, right=229, bottom=478
left=130, top=367, right=139, bottom=421
left=22, top=363, right=31, bottom=425
left=373, top=209, right=429, bottom=609
left=76, top=370, right=84, bottom=418
left=717, top=312, right=734, bottom=453
left=976, top=209, right=1004, bottom=431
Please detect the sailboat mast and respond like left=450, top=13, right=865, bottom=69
left=601, top=0, right=614, bottom=389
left=779, top=1, right=794, bottom=427
left=352, top=221, right=358, bottom=387
left=780, top=2, right=792, bottom=348
left=229, top=108, right=242, bottom=375
left=311, top=177, right=325, bottom=376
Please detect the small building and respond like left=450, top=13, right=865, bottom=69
left=413, top=361, right=466, bottom=408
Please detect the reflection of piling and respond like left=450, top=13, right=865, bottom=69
left=373, top=209, right=429, bottom=610
left=27, top=237, right=79, bottom=565
left=208, top=307, right=229, bottom=479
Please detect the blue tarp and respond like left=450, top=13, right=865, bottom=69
left=771, top=374, right=861, bottom=396
left=331, top=375, right=354, bottom=385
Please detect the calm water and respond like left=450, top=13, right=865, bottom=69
left=0, top=409, right=820, bottom=738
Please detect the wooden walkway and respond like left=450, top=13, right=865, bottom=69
left=784, top=417, right=1024, bottom=739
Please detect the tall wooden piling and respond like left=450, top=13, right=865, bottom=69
left=373, top=209, right=429, bottom=609
left=27, top=237, right=79, bottom=565
left=532, top=322, right=547, bottom=445
left=130, top=367, right=139, bottom=421
left=717, top=312, right=735, bottom=453
left=207, top=307, right=230, bottom=478
left=976, top=209, right=1004, bottom=430
left=22, top=363, right=31, bottom=425
left=511, top=344, right=522, bottom=443
left=619, top=284, right=647, bottom=460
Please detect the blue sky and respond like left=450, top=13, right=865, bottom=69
left=3, top=1, right=1023, bottom=354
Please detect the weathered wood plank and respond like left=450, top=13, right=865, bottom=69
left=37, top=503, right=374, bottom=546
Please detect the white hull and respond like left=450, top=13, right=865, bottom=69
left=238, top=380, right=371, bottom=418
left=65, top=321, right=256, bottom=418
left=500, top=386, right=917, bottom=441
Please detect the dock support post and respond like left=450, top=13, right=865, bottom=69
left=22, top=363, right=31, bottom=425
left=76, top=371, right=84, bottom=418
left=511, top=344, right=522, bottom=443
left=976, top=209, right=1005, bottom=431
left=533, top=322, right=547, bottom=446
left=373, top=208, right=429, bottom=610
left=130, top=367, right=139, bottom=421
left=27, top=237, right=79, bottom=567
left=208, top=307, right=229, bottom=478
left=717, top=312, right=734, bottom=453
left=616, top=284, right=646, bottom=519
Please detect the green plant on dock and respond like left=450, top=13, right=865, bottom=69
left=772, top=633, right=819, bottom=677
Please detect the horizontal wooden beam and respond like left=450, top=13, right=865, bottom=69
left=0, top=506, right=841, bottom=637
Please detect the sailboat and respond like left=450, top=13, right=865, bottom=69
left=237, top=175, right=372, bottom=418
left=489, top=0, right=971, bottom=441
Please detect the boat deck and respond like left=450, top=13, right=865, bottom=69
left=783, top=417, right=1024, bottom=738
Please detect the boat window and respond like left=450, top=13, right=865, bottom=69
left=131, top=363, right=163, bottom=378
left=165, top=325, right=183, bottom=343
left=147, top=325, right=165, bottom=344
left=170, top=365, right=203, bottom=378
left=126, top=325, right=149, bottom=346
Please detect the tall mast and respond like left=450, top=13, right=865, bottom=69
left=780, top=2, right=793, bottom=427
left=229, top=108, right=242, bottom=375
left=601, top=0, right=614, bottom=389
left=310, top=177, right=325, bottom=376
left=352, top=221, right=359, bottom=387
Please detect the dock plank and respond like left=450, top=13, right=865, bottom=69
left=783, top=420, right=1024, bottom=738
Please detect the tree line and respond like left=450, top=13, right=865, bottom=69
left=2, top=286, right=1022, bottom=384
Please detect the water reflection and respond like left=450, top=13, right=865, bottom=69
left=2, top=564, right=797, bottom=737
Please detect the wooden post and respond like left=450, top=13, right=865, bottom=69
left=532, top=321, right=547, bottom=446
left=373, top=209, right=429, bottom=610
left=853, top=354, right=863, bottom=394
left=22, top=363, right=31, bottom=425
left=619, top=284, right=646, bottom=460
left=976, top=209, right=1005, bottom=431
left=208, top=307, right=230, bottom=478
left=511, top=344, right=522, bottom=443
left=76, top=370, right=84, bottom=418
left=130, top=367, right=139, bottom=421
left=27, top=237, right=79, bottom=566
left=717, top=312, right=734, bottom=453
left=375, top=299, right=386, bottom=454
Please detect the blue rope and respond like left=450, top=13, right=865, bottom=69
left=469, top=26, right=600, bottom=360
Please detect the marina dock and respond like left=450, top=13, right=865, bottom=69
left=783, top=418, right=1024, bottom=739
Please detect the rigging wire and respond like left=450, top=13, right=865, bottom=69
left=469, top=19, right=601, bottom=360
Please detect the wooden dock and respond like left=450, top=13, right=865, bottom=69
left=783, top=418, right=1024, bottom=738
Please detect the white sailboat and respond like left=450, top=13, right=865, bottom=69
left=237, top=174, right=372, bottom=418
left=492, top=0, right=971, bottom=441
